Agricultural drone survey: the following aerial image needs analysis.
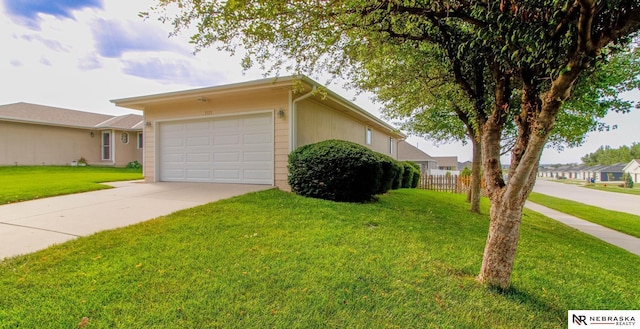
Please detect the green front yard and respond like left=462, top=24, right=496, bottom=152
left=1, top=189, right=638, bottom=328
left=0, top=166, right=143, bottom=205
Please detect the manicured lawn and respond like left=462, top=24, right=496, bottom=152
left=0, top=166, right=143, bottom=204
left=528, top=192, right=640, bottom=238
left=1, top=189, right=637, bottom=328
left=582, top=183, right=640, bottom=196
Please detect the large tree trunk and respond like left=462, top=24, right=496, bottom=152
left=477, top=62, right=584, bottom=289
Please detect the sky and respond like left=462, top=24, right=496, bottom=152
left=1, top=0, right=638, bottom=165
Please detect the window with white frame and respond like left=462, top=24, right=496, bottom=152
left=365, top=127, right=372, bottom=145
left=102, top=131, right=111, bottom=160
left=389, top=137, right=395, bottom=155
left=137, top=132, right=143, bottom=149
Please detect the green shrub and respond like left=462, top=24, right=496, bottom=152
left=391, top=161, right=404, bottom=190
left=403, top=161, right=421, bottom=188
left=401, top=162, right=414, bottom=188
left=376, top=154, right=400, bottom=194
left=126, top=160, right=142, bottom=169
left=411, top=167, right=420, bottom=188
left=288, top=140, right=383, bottom=202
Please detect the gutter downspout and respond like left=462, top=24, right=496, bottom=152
left=289, top=86, right=316, bottom=153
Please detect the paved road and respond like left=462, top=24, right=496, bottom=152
left=532, top=179, right=640, bottom=216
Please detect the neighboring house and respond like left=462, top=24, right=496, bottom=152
left=0, top=102, right=143, bottom=167
left=597, top=163, right=626, bottom=182
left=433, top=156, right=459, bottom=171
left=111, top=75, right=405, bottom=190
left=397, top=141, right=437, bottom=174
left=623, top=159, right=640, bottom=183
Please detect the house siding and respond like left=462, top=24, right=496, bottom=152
left=0, top=121, right=104, bottom=166
left=295, top=98, right=398, bottom=158
left=112, top=130, right=143, bottom=167
left=140, top=89, right=290, bottom=188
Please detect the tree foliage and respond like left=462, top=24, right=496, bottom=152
left=582, top=143, right=640, bottom=165
left=146, top=0, right=640, bottom=289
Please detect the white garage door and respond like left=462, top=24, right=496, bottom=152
left=159, top=112, right=273, bottom=184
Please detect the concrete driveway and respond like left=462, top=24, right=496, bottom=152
left=0, top=181, right=272, bottom=260
left=532, top=179, right=640, bottom=216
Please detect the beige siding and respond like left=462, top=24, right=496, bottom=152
left=113, top=130, right=143, bottom=167
left=142, top=89, right=290, bottom=189
left=295, top=98, right=397, bottom=158
left=0, top=121, right=98, bottom=166
left=0, top=122, right=142, bottom=167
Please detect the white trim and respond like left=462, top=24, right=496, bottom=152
left=101, top=130, right=113, bottom=161
left=137, top=132, right=143, bottom=149
left=365, top=127, right=373, bottom=145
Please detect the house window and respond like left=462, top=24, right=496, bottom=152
left=389, top=137, right=395, bottom=155
left=365, top=127, right=372, bottom=145
left=102, top=131, right=111, bottom=160
left=137, top=132, right=143, bottom=149
left=121, top=132, right=129, bottom=144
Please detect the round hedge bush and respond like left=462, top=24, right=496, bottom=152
left=288, top=140, right=383, bottom=202
left=375, top=153, right=401, bottom=194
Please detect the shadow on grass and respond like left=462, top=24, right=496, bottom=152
left=490, top=285, right=565, bottom=320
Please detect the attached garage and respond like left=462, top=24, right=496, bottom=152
left=158, top=112, right=274, bottom=184
left=111, top=75, right=405, bottom=190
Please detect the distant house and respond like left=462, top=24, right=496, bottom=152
left=594, top=163, right=626, bottom=182
left=397, top=141, right=437, bottom=174
left=0, top=102, right=143, bottom=167
left=623, top=159, right=640, bottom=183
left=433, top=156, right=458, bottom=171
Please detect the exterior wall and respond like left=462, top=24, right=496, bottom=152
left=141, top=89, right=290, bottom=188
left=0, top=121, right=101, bottom=166
left=113, top=130, right=143, bottom=167
left=295, top=98, right=397, bottom=158
left=0, top=122, right=142, bottom=167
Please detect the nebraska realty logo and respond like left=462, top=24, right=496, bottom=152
left=569, top=310, right=639, bottom=328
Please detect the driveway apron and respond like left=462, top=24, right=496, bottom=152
left=0, top=181, right=272, bottom=260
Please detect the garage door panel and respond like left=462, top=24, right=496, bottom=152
left=213, top=118, right=241, bottom=129
left=213, top=134, right=241, bottom=145
left=163, top=169, right=185, bottom=180
left=244, top=151, right=272, bottom=162
left=163, top=137, right=185, bottom=147
left=244, top=115, right=272, bottom=127
left=186, top=121, right=210, bottom=130
left=186, top=136, right=211, bottom=147
left=244, top=132, right=272, bottom=145
left=214, top=169, right=241, bottom=180
left=213, top=152, right=240, bottom=162
left=159, top=112, right=273, bottom=184
left=186, top=153, right=211, bottom=162
left=162, top=153, right=185, bottom=162
left=186, top=169, right=211, bottom=179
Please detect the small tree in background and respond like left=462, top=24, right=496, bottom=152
left=624, top=173, right=635, bottom=188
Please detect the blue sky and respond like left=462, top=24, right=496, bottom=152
left=0, top=0, right=638, bottom=164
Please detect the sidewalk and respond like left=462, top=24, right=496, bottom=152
left=525, top=201, right=640, bottom=257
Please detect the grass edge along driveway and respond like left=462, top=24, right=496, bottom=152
left=528, top=192, right=640, bottom=238
left=0, top=166, right=143, bottom=205
left=1, top=189, right=638, bottom=328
